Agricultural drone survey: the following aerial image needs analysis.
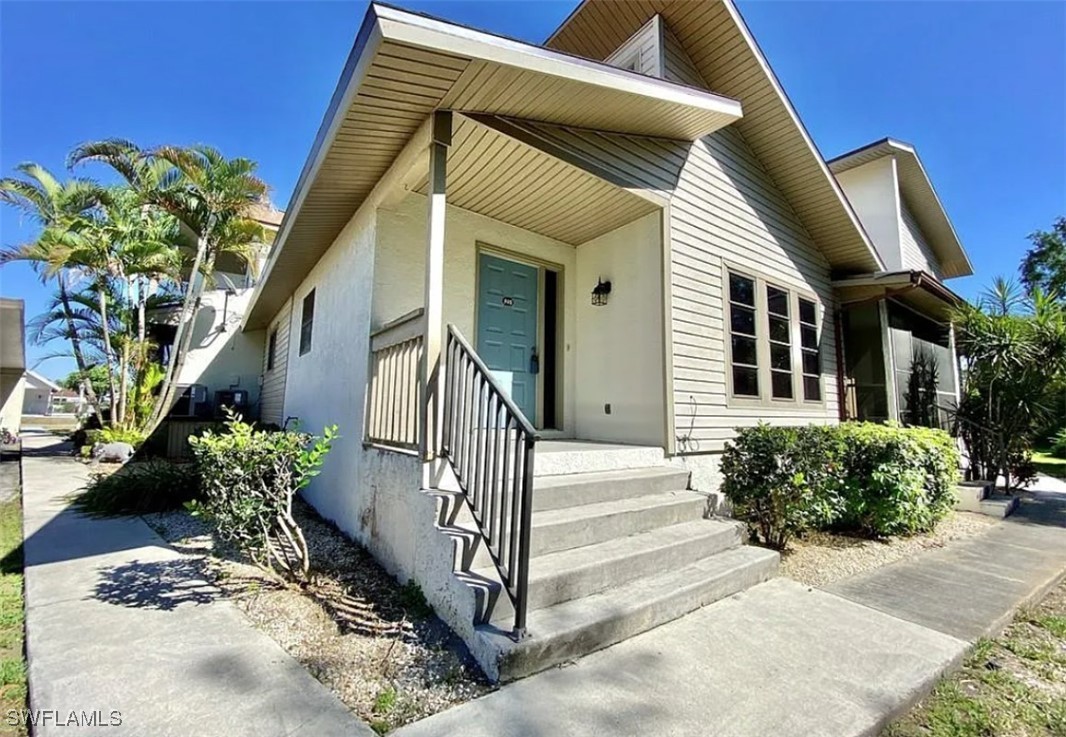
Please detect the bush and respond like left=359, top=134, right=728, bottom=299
left=720, top=424, right=845, bottom=550
left=835, top=423, right=959, bottom=536
left=721, top=422, right=960, bottom=548
left=74, top=460, right=201, bottom=516
left=1050, top=428, right=1066, bottom=459
left=188, top=414, right=337, bottom=580
left=84, top=427, right=148, bottom=449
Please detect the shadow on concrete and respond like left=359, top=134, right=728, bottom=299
left=1013, top=490, right=1066, bottom=528
left=92, top=558, right=221, bottom=610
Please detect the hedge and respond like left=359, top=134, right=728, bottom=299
left=721, top=422, right=959, bottom=549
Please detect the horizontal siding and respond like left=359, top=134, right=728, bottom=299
left=260, top=300, right=292, bottom=426
left=604, top=15, right=662, bottom=76
left=664, top=37, right=840, bottom=454
left=900, top=201, right=943, bottom=278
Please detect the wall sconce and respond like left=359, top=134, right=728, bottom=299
left=591, top=278, right=612, bottom=306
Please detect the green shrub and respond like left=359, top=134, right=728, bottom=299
left=1049, top=428, right=1066, bottom=459
left=835, top=423, right=959, bottom=536
left=85, top=427, right=148, bottom=449
left=720, top=424, right=845, bottom=550
left=721, top=422, right=960, bottom=547
left=74, top=460, right=201, bottom=516
left=188, top=414, right=337, bottom=580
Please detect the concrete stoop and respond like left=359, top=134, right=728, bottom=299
left=437, top=443, right=779, bottom=682
left=955, top=480, right=1020, bottom=518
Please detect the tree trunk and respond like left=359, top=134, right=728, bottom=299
left=146, top=234, right=211, bottom=432
left=118, top=342, right=129, bottom=428
left=58, top=278, right=104, bottom=426
left=96, top=284, right=119, bottom=424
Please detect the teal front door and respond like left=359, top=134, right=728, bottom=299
left=477, top=253, right=538, bottom=422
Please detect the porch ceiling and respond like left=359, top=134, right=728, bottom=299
left=834, top=270, right=963, bottom=322
left=245, top=3, right=741, bottom=328
left=412, top=115, right=660, bottom=245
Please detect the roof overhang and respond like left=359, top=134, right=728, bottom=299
left=828, top=138, right=972, bottom=278
left=0, top=299, right=25, bottom=372
left=546, top=0, right=884, bottom=275
left=245, top=3, right=742, bottom=328
left=834, top=270, right=964, bottom=322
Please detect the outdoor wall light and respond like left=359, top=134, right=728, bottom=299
left=591, top=278, right=612, bottom=306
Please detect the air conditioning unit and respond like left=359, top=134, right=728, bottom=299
left=214, top=389, right=250, bottom=419
left=170, top=384, right=209, bottom=418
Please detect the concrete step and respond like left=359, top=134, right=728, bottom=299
left=479, top=544, right=780, bottom=681
left=532, top=467, right=691, bottom=512
left=954, top=481, right=993, bottom=513
left=469, top=490, right=710, bottom=569
left=980, top=494, right=1019, bottom=519
left=535, top=442, right=666, bottom=477
left=477, top=519, right=744, bottom=623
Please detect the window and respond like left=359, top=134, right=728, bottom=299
left=299, top=290, right=315, bottom=356
left=266, top=328, right=278, bottom=370
left=728, top=272, right=759, bottom=397
left=767, top=285, right=794, bottom=399
left=799, top=298, right=821, bottom=401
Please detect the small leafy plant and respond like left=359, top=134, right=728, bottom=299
left=188, top=413, right=338, bottom=581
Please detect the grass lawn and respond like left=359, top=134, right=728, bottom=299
left=884, top=579, right=1066, bottom=737
left=1032, top=450, right=1066, bottom=480
left=0, top=474, right=25, bottom=737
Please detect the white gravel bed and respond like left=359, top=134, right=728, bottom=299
left=144, top=502, right=492, bottom=733
left=780, top=511, right=998, bottom=588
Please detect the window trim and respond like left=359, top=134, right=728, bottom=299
left=266, top=327, right=278, bottom=371
left=299, top=289, right=315, bottom=356
left=722, top=260, right=827, bottom=409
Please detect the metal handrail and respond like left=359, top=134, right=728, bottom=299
left=441, top=324, right=538, bottom=639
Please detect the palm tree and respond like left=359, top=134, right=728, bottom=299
left=0, top=163, right=106, bottom=423
left=71, top=141, right=267, bottom=431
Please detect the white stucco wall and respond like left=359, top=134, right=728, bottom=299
left=375, top=193, right=579, bottom=434
left=574, top=212, right=665, bottom=445
left=176, top=289, right=266, bottom=413
left=834, top=158, right=903, bottom=271
left=0, top=372, right=24, bottom=432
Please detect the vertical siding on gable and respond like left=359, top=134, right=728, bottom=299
left=899, top=201, right=943, bottom=278
left=260, top=299, right=292, bottom=426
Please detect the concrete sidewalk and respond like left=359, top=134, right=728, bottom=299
left=396, top=482, right=1066, bottom=737
left=19, top=431, right=372, bottom=737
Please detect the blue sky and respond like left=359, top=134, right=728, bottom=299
left=1, top=1, right=1063, bottom=380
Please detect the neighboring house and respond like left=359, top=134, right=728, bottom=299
left=0, top=299, right=26, bottom=433
left=49, top=387, right=88, bottom=416
left=21, top=370, right=60, bottom=416
left=229, top=1, right=973, bottom=681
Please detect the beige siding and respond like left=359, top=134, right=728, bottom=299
left=260, top=300, right=292, bottom=426
left=899, top=200, right=942, bottom=278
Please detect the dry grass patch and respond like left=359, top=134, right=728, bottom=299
left=0, top=465, right=25, bottom=737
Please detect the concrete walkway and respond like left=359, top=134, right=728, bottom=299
left=396, top=483, right=1066, bottom=737
left=19, top=431, right=372, bottom=737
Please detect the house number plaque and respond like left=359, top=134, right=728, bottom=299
left=501, top=297, right=514, bottom=306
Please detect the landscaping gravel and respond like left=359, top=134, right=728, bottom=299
left=780, top=511, right=998, bottom=588
left=144, top=502, right=492, bottom=733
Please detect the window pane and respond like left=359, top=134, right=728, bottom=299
left=767, top=286, right=788, bottom=316
left=771, top=371, right=793, bottom=399
left=802, top=351, right=821, bottom=376
left=733, top=366, right=759, bottom=396
left=769, top=315, right=790, bottom=343
left=731, top=335, right=757, bottom=366
left=300, top=290, right=315, bottom=355
left=729, top=273, right=755, bottom=307
left=801, top=325, right=818, bottom=350
left=267, top=330, right=277, bottom=370
left=804, top=376, right=822, bottom=401
left=799, top=298, right=817, bottom=325
left=731, top=306, right=755, bottom=336
left=771, top=344, right=791, bottom=370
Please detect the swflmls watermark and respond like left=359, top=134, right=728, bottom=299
left=6, top=709, right=123, bottom=727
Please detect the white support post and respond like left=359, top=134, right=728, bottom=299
left=879, top=300, right=899, bottom=422
left=420, top=110, right=451, bottom=461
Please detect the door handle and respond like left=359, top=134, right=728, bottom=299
left=529, top=346, right=540, bottom=375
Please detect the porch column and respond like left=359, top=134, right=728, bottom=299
left=420, top=110, right=452, bottom=460
left=878, top=300, right=900, bottom=422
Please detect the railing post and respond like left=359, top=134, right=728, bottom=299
left=420, top=110, right=452, bottom=461
left=513, top=435, right=536, bottom=640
